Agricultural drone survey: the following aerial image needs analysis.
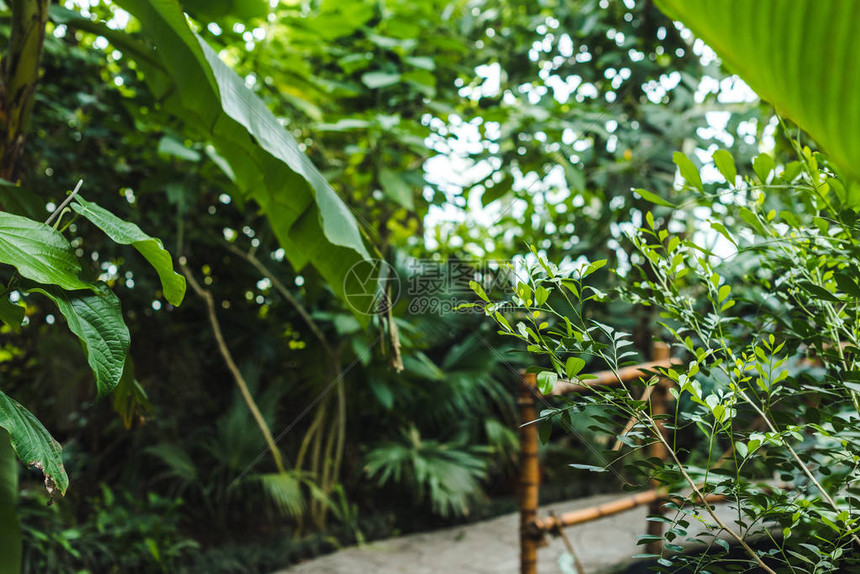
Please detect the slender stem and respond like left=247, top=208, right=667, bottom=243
left=647, top=412, right=776, bottom=574
left=45, top=179, right=83, bottom=226
left=598, top=352, right=776, bottom=573
left=738, top=388, right=860, bottom=547
left=181, top=259, right=285, bottom=474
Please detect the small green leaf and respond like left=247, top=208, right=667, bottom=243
left=0, top=390, right=68, bottom=498
left=361, top=71, right=401, bottom=89
left=712, top=149, right=737, bottom=183
left=535, top=285, right=549, bottom=306
left=634, top=188, right=677, bottom=208
left=71, top=196, right=186, bottom=305
left=538, top=418, right=552, bottom=444
left=835, top=273, right=860, bottom=299
left=717, top=284, right=731, bottom=303
left=378, top=168, right=414, bottom=210
left=0, top=212, right=92, bottom=291
left=797, top=281, right=840, bottom=303
left=738, top=207, right=765, bottom=234
left=517, top=282, right=532, bottom=303
left=566, top=357, right=586, bottom=378
left=710, top=221, right=736, bottom=246
left=673, top=152, right=703, bottom=191
left=536, top=371, right=558, bottom=394
left=753, top=153, right=775, bottom=183
left=469, top=280, right=489, bottom=302
left=636, top=534, right=664, bottom=545
left=29, top=283, right=130, bottom=398
left=781, top=161, right=803, bottom=183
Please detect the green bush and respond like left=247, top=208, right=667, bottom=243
left=477, top=142, right=860, bottom=571
left=20, top=485, right=197, bottom=573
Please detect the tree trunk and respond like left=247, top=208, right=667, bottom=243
left=0, top=0, right=49, bottom=180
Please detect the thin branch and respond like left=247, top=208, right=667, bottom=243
left=612, top=384, right=655, bottom=452
left=45, top=179, right=83, bottom=226
left=738, top=388, right=860, bottom=547
left=596, top=351, right=777, bottom=573
left=180, top=257, right=285, bottom=474
left=648, top=416, right=777, bottom=574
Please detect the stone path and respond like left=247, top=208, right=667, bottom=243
left=276, top=492, right=741, bottom=574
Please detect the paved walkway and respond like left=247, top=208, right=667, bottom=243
left=276, top=492, right=741, bottom=574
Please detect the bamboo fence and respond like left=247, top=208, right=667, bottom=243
left=517, top=341, right=679, bottom=574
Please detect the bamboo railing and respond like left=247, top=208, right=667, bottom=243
left=518, top=341, right=679, bottom=574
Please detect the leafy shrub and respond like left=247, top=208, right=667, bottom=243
left=20, top=485, right=197, bottom=573
left=365, top=426, right=490, bottom=517
left=476, top=141, right=860, bottom=572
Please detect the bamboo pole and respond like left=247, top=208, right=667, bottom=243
left=646, top=341, right=671, bottom=554
left=519, top=372, right=540, bottom=574
left=548, top=357, right=679, bottom=395
left=533, top=490, right=660, bottom=532
left=530, top=490, right=725, bottom=532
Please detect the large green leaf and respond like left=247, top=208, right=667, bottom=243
left=70, top=196, right=186, bottom=306
left=109, top=0, right=373, bottom=313
left=0, top=391, right=68, bottom=498
left=28, top=283, right=130, bottom=399
left=0, top=212, right=91, bottom=291
left=0, top=430, right=21, bottom=574
left=656, top=0, right=860, bottom=193
left=181, top=0, right=269, bottom=20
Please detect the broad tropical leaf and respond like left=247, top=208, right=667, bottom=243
left=71, top=195, right=186, bottom=306
left=0, top=391, right=68, bottom=497
left=29, top=283, right=130, bottom=398
left=656, top=0, right=860, bottom=197
left=106, top=0, right=373, bottom=313
left=258, top=472, right=305, bottom=518
left=0, top=212, right=91, bottom=291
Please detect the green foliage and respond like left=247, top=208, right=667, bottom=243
left=104, top=0, right=373, bottom=310
left=28, top=283, right=129, bottom=398
left=19, top=485, right=198, bottom=574
left=0, top=391, right=67, bottom=497
left=478, top=137, right=860, bottom=570
left=657, top=0, right=860, bottom=189
left=0, top=212, right=92, bottom=291
left=70, top=196, right=185, bottom=306
left=0, top=0, right=803, bottom=568
left=365, top=426, right=489, bottom=518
